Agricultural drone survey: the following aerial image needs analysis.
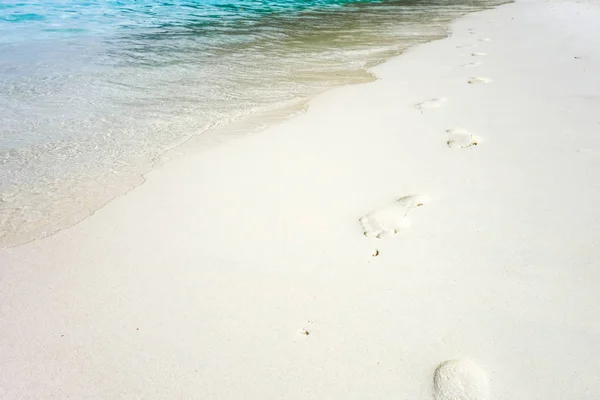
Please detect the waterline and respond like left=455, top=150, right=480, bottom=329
left=0, top=0, right=507, bottom=247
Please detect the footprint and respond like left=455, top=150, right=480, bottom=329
left=446, top=128, right=480, bottom=148
left=359, top=195, right=430, bottom=238
left=433, top=359, right=489, bottom=400
left=479, top=37, right=491, bottom=42
left=471, top=52, right=487, bottom=57
left=468, top=76, right=492, bottom=84
left=415, top=97, right=448, bottom=113
left=462, top=61, right=482, bottom=68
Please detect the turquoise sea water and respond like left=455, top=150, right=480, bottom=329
left=0, top=0, right=504, bottom=247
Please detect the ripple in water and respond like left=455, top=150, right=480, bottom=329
left=0, top=0, right=507, bottom=247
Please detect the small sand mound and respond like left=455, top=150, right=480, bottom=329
left=446, top=128, right=480, bottom=149
left=433, top=359, right=489, bottom=400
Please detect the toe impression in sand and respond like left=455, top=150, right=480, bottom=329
left=359, top=194, right=430, bottom=238
left=433, top=359, right=489, bottom=400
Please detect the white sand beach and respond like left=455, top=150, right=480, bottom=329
left=1, top=0, right=600, bottom=398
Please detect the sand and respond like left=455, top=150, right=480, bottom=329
left=2, top=0, right=600, bottom=398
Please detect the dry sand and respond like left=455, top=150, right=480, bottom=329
left=2, top=0, right=600, bottom=398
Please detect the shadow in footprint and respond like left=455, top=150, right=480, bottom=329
left=462, top=61, right=482, bottom=68
left=359, top=194, right=430, bottom=238
left=415, top=97, right=448, bottom=113
left=468, top=77, right=492, bottom=84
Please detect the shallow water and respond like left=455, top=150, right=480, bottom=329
left=0, top=0, right=505, bottom=247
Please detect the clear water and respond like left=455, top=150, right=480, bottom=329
left=0, top=0, right=505, bottom=247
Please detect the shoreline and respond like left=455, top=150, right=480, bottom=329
left=2, top=0, right=600, bottom=398
left=0, top=1, right=498, bottom=250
